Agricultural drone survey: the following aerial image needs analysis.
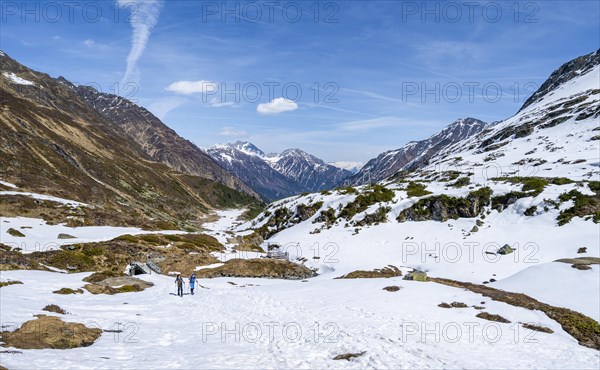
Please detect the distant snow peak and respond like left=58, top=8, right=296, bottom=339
left=329, top=161, right=364, bottom=173
left=231, top=141, right=265, bottom=157
left=210, top=141, right=264, bottom=157
left=2, top=72, right=35, bottom=86
left=453, top=117, right=484, bottom=126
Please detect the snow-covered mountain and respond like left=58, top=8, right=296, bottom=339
left=265, top=149, right=353, bottom=191
left=329, top=161, right=364, bottom=173
left=346, top=118, right=488, bottom=185
left=207, top=142, right=353, bottom=201
left=420, top=49, right=600, bottom=182
left=206, top=142, right=301, bottom=202
left=520, top=49, right=600, bottom=111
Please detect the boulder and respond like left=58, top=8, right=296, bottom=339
left=397, top=188, right=492, bottom=222
left=57, top=233, right=76, bottom=239
left=403, top=271, right=428, bottom=282
left=572, top=264, right=592, bottom=271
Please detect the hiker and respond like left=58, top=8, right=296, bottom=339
left=189, top=273, right=196, bottom=295
left=175, top=274, right=184, bottom=297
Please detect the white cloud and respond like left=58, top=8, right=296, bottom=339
left=166, top=80, right=218, bottom=95
left=118, top=0, right=163, bottom=84
left=336, top=117, right=400, bottom=131
left=220, top=127, right=248, bottom=137
left=147, top=97, right=187, bottom=120
left=334, top=116, right=441, bottom=132
left=209, top=97, right=235, bottom=108
left=342, top=88, right=405, bottom=104
left=256, top=97, right=298, bottom=115
left=83, top=39, right=95, bottom=47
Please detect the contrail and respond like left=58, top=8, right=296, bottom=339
left=118, top=0, right=163, bottom=85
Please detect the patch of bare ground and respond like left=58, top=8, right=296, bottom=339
left=42, top=304, right=67, bottom=315
left=0, top=315, right=101, bottom=349
left=476, top=312, right=511, bottom=323
left=0, top=280, right=22, bottom=288
left=333, top=352, right=366, bottom=361
left=522, top=323, right=554, bottom=333
left=52, top=288, right=83, bottom=295
left=556, top=257, right=600, bottom=265
left=196, top=258, right=316, bottom=280
left=337, top=265, right=402, bottom=279
left=83, top=276, right=153, bottom=295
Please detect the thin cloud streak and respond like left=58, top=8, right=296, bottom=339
left=118, top=0, right=163, bottom=84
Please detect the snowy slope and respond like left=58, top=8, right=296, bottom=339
left=421, top=55, right=600, bottom=183
left=242, top=181, right=598, bottom=282
left=495, top=262, right=600, bottom=321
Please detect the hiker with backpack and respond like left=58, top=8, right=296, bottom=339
left=175, top=274, right=184, bottom=297
left=189, top=273, right=197, bottom=295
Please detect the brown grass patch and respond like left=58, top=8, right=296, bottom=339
left=0, top=315, right=101, bottom=349
left=196, top=258, right=315, bottom=280
left=52, top=288, right=83, bottom=295
left=42, top=304, right=67, bottom=315
left=333, top=351, right=365, bottom=361
left=522, top=323, right=554, bottom=333
left=0, top=280, right=22, bottom=288
left=337, top=265, right=402, bottom=279
left=476, top=312, right=511, bottom=323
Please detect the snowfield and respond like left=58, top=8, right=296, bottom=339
left=1, top=269, right=599, bottom=369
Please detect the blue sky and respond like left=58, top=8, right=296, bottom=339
left=1, top=0, right=599, bottom=162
